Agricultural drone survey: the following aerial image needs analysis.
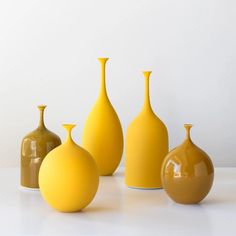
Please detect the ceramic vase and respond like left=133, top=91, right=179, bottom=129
left=82, top=58, right=123, bottom=176
left=21, top=105, right=61, bottom=188
left=161, top=124, right=214, bottom=204
left=39, top=124, right=99, bottom=212
left=125, top=71, right=169, bottom=189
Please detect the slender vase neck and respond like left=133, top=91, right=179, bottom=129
left=98, top=58, right=109, bottom=99
left=142, top=71, right=154, bottom=113
left=184, top=124, right=193, bottom=143
left=63, top=124, right=76, bottom=144
left=37, top=105, right=46, bottom=129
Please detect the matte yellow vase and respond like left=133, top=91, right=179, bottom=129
left=125, top=71, right=169, bottom=189
left=21, top=105, right=61, bottom=189
left=82, top=58, right=123, bottom=176
left=161, top=124, right=214, bottom=204
left=39, top=124, right=99, bottom=212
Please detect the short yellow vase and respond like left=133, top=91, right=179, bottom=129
left=125, top=71, right=169, bottom=189
left=39, top=124, right=99, bottom=212
left=161, top=124, right=214, bottom=204
left=82, top=58, right=123, bottom=176
left=21, top=105, right=61, bottom=189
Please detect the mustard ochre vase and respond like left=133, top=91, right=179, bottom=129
left=21, top=105, right=61, bottom=189
left=125, top=71, right=169, bottom=189
left=161, top=124, right=214, bottom=204
left=82, top=58, right=123, bottom=176
left=39, top=124, right=99, bottom=212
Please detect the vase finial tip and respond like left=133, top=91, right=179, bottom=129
left=37, top=105, right=47, bottom=110
left=184, top=124, right=193, bottom=129
left=62, top=124, right=76, bottom=132
left=142, top=71, right=152, bottom=79
left=98, top=58, right=109, bottom=63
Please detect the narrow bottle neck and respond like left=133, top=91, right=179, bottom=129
left=66, top=132, right=74, bottom=143
left=98, top=58, right=109, bottom=98
left=38, top=106, right=46, bottom=129
left=142, top=71, right=154, bottom=113
left=63, top=124, right=76, bottom=144
left=184, top=124, right=193, bottom=143
left=99, top=63, right=107, bottom=97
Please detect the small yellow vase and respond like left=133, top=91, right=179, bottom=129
left=82, top=58, right=123, bottom=176
left=21, top=105, right=61, bottom=188
left=125, top=71, right=169, bottom=189
left=39, top=124, right=99, bottom=212
left=161, top=124, right=214, bottom=204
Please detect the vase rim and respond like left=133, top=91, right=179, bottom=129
left=184, top=123, right=193, bottom=128
left=98, top=57, right=109, bottom=62
left=37, top=105, right=47, bottom=110
left=142, top=71, right=152, bottom=75
left=62, top=124, right=76, bottom=129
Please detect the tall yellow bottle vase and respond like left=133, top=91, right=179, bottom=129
left=82, top=58, right=123, bottom=176
left=39, top=124, right=99, bottom=212
left=125, top=71, right=169, bottom=189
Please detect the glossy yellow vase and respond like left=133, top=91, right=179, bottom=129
left=39, top=124, right=99, bottom=212
left=161, top=124, right=214, bottom=204
left=21, top=105, right=61, bottom=188
left=82, top=58, right=123, bottom=176
left=125, top=71, right=169, bottom=189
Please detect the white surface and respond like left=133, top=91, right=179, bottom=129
left=0, top=167, right=235, bottom=236
left=0, top=0, right=236, bottom=167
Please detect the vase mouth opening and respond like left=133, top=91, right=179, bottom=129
left=142, top=71, right=152, bottom=78
left=38, top=105, right=47, bottom=110
left=184, top=124, right=193, bottom=129
left=98, top=58, right=109, bottom=63
left=62, top=124, right=76, bottom=132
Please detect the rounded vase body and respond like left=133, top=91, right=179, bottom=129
left=39, top=124, right=99, bottom=212
left=82, top=58, right=123, bottom=176
left=161, top=124, right=214, bottom=204
left=21, top=105, right=61, bottom=188
left=125, top=72, right=168, bottom=189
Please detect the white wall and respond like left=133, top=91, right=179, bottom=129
left=0, top=0, right=235, bottom=167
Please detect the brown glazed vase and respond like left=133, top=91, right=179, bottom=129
left=161, top=124, right=214, bottom=204
left=21, top=105, right=61, bottom=188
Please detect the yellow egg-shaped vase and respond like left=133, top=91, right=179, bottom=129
left=39, top=124, right=99, bottom=212
left=161, top=124, right=214, bottom=204
left=82, top=58, right=123, bottom=176
left=125, top=71, right=169, bottom=189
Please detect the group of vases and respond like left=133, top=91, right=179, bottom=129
left=21, top=58, right=214, bottom=212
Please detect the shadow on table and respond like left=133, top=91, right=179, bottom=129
left=200, top=196, right=236, bottom=206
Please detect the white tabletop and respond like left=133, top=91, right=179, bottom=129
left=0, top=167, right=235, bottom=236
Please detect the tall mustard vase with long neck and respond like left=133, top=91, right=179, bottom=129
left=82, top=58, right=123, bottom=176
left=125, top=71, right=168, bottom=189
left=161, top=124, right=214, bottom=204
left=39, top=124, right=99, bottom=212
left=21, top=105, right=61, bottom=189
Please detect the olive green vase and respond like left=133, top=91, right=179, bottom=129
left=21, top=105, right=61, bottom=189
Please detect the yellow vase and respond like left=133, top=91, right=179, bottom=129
left=125, top=71, right=169, bottom=189
left=39, top=124, right=99, bottom=212
left=161, top=124, right=214, bottom=204
left=82, top=58, right=123, bottom=176
left=21, top=105, right=61, bottom=189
